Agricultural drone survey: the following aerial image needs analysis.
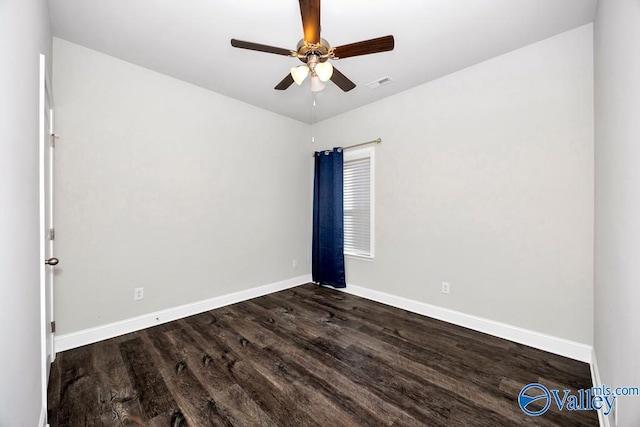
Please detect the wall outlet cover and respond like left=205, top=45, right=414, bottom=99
left=442, top=282, right=450, bottom=294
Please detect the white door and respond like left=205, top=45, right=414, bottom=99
left=39, top=53, right=56, bottom=418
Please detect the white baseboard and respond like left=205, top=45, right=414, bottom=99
left=55, top=275, right=312, bottom=352
left=56, top=275, right=592, bottom=365
left=337, top=284, right=593, bottom=363
left=590, top=350, right=611, bottom=427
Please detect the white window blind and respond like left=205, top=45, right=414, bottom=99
left=344, top=153, right=373, bottom=257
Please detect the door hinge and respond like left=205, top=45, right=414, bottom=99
left=50, top=321, right=56, bottom=334
left=49, top=228, right=55, bottom=241
left=50, top=133, right=57, bottom=147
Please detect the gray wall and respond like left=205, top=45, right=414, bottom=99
left=594, top=0, right=640, bottom=425
left=314, top=25, right=594, bottom=344
left=0, top=0, right=52, bottom=425
left=52, top=39, right=311, bottom=334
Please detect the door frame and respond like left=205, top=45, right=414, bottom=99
left=39, top=52, right=55, bottom=422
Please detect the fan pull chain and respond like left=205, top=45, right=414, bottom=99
left=311, top=94, right=317, bottom=143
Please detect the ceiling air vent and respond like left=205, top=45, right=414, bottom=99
left=366, top=76, right=394, bottom=89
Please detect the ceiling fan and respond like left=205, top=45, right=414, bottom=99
left=230, top=0, right=395, bottom=93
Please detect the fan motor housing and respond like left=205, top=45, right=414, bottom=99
left=296, top=38, right=332, bottom=62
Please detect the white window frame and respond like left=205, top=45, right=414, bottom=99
left=343, top=146, right=375, bottom=260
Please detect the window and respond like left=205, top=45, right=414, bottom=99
left=343, top=146, right=375, bottom=258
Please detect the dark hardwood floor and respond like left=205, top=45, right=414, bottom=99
left=48, top=283, right=598, bottom=426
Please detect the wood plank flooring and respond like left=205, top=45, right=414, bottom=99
left=48, top=283, right=598, bottom=426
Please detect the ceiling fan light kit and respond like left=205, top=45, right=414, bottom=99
left=314, top=61, right=333, bottom=82
left=310, top=75, right=325, bottom=92
left=291, top=65, right=310, bottom=85
left=231, top=0, right=394, bottom=93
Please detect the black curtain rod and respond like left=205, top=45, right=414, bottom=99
left=312, top=138, right=381, bottom=157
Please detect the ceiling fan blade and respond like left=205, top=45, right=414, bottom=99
left=332, top=35, right=395, bottom=59
left=275, top=74, right=295, bottom=90
left=299, top=0, right=320, bottom=44
left=330, top=67, right=356, bottom=92
left=231, top=39, right=294, bottom=56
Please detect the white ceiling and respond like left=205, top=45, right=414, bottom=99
left=48, top=0, right=597, bottom=124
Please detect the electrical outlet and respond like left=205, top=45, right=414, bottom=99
left=441, top=281, right=450, bottom=294
left=292, top=259, right=298, bottom=269
left=134, top=287, right=144, bottom=301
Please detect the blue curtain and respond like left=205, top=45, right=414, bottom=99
left=312, top=148, right=346, bottom=288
